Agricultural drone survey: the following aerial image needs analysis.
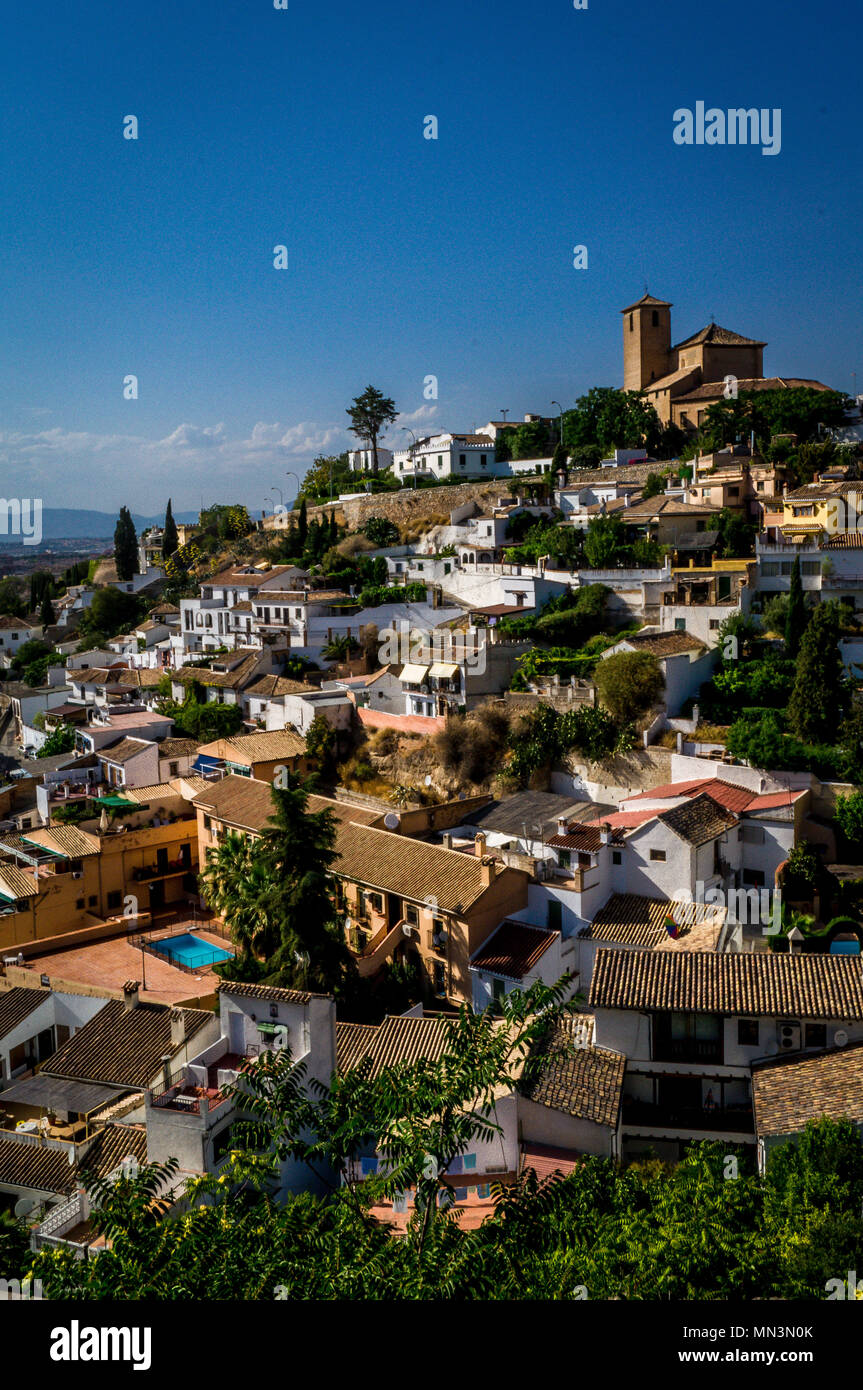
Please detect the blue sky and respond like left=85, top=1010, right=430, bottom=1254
left=1, top=0, right=859, bottom=513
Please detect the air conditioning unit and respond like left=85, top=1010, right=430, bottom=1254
left=778, top=1020, right=802, bottom=1052
left=402, top=922, right=415, bottom=938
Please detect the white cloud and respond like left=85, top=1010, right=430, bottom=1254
left=395, top=404, right=440, bottom=429
left=0, top=419, right=354, bottom=511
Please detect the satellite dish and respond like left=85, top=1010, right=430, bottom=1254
left=14, top=1197, right=36, bottom=1218
left=834, top=1028, right=849, bottom=1048
left=384, top=812, right=400, bottom=830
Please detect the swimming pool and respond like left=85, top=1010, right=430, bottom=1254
left=152, top=933, right=234, bottom=969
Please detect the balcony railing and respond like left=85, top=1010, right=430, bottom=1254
left=652, top=1039, right=724, bottom=1063
left=132, top=859, right=191, bottom=881
left=622, top=1101, right=753, bottom=1133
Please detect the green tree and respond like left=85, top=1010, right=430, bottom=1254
left=39, top=594, right=54, bottom=628
left=787, top=601, right=849, bottom=743
left=715, top=507, right=756, bottom=559
left=201, top=834, right=278, bottom=964
left=78, top=587, right=144, bottom=643
left=725, top=712, right=789, bottom=769
left=562, top=387, right=663, bottom=456
left=593, top=650, right=664, bottom=722
left=0, top=579, right=25, bottom=618
left=642, top=471, right=665, bottom=499
left=583, top=513, right=627, bottom=569
left=305, top=713, right=336, bottom=780
left=834, top=791, right=863, bottom=847
left=256, top=782, right=356, bottom=995
left=299, top=453, right=351, bottom=501
left=364, top=516, right=399, bottom=547
left=346, top=386, right=398, bottom=475
left=113, top=506, right=139, bottom=581
left=162, top=499, right=179, bottom=559
left=36, top=723, right=76, bottom=758
left=784, top=555, right=807, bottom=658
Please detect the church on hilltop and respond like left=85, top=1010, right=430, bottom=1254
left=621, top=292, right=830, bottom=431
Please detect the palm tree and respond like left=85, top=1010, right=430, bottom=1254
left=322, top=634, right=359, bottom=663
left=200, top=834, right=277, bottom=964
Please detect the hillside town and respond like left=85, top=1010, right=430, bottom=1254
left=1, top=291, right=863, bottom=1298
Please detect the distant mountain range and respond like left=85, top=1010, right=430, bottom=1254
left=0, top=507, right=201, bottom=545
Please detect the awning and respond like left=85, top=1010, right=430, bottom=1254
left=0, top=1074, right=132, bottom=1116
left=94, top=795, right=136, bottom=808
left=400, top=664, right=429, bottom=684
left=193, top=754, right=225, bottom=774
left=429, top=662, right=459, bottom=678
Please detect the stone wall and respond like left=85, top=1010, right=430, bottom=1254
left=306, top=482, right=517, bottom=534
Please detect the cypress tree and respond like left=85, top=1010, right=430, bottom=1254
left=785, top=554, right=807, bottom=658
left=162, top=498, right=179, bottom=559
left=113, top=507, right=140, bottom=581
left=40, top=595, right=54, bottom=628
left=787, top=601, right=848, bottom=743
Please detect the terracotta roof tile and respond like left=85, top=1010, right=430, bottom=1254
left=753, top=1044, right=863, bottom=1137
left=589, top=950, right=863, bottom=1020
left=521, top=1015, right=625, bottom=1129
left=471, top=921, right=558, bottom=980
left=0, top=987, right=49, bottom=1038
left=44, top=998, right=214, bottom=1088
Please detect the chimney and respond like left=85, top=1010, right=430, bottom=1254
left=122, top=980, right=140, bottom=1012
left=169, top=1008, right=186, bottom=1050
left=599, top=822, right=612, bottom=846
left=624, top=491, right=631, bottom=507
left=474, top=831, right=487, bottom=858
left=556, top=815, right=569, bottom=836
left=442, top=832, right=453, bottom=849
left=480, top=855, right=495, bottom=887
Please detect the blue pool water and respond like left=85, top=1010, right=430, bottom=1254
left=154, top=932, right=234, bottom=968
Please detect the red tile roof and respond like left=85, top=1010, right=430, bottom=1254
left=471, top=921, right=558, bottom=980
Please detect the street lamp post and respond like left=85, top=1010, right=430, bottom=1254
left=284, top=471, right=301, bottom=508
left=402, top=427, right=418, bottom=490
left=551, top=401, right=564, bottom=446
left=272, top=485, right=283, bottom=507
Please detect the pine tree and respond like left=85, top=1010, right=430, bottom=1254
left=162, top=499, right=179, bottom=559
left=787, top=600, right=849, bottom=743
left=785, top=554, right=807, bottom=658
left=113, top=507, right=140, bottom=581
